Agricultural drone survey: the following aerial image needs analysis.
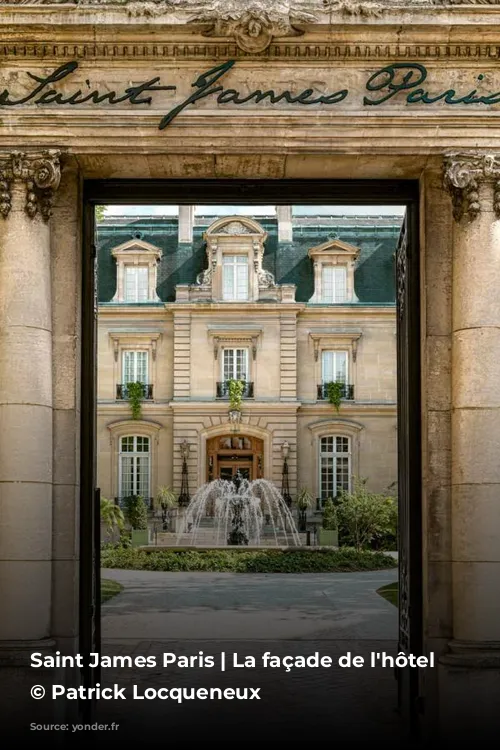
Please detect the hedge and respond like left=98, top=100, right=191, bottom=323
left=101, top=545, right=397, bottom=573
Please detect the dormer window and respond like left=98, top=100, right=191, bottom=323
left=111, top=238, right=162, bottom=303
left=222, top=255, right=249, bottom=301
left=308, top=238, right=359, bottom=304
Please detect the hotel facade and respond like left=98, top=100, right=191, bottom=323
left=96, top=209, right=399, bottom=509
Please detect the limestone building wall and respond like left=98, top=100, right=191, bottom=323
left=96, top=215, right=397, bottom=505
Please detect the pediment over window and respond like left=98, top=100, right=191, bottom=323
left=111, top=238, right=162, bottom=263
left=204, top=216, right=267, bottom=239
left=307, top=238, right=360, bottom=264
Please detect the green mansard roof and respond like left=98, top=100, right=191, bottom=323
left=97, top=215, right=399, bottom=305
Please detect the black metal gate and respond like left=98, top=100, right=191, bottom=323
left=79, top=207, right=101, bottom=719
left=395, top=207, right=423, bottom=736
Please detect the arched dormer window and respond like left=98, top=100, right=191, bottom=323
left=195, top=216, right=277, bottom=302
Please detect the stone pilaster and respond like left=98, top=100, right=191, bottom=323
left=0, top=150, right=61, bottom=662
left=439, top=152, right=500, bottom=738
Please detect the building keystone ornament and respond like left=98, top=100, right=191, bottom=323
left=444, top=153, right=500, bottom=222
left=0, top=150, right=61, bottom=221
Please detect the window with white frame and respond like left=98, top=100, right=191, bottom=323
left=223, top=348, right=248, bottom=381
left=322, top=350, right=348, bottom=384
left=321, top=266, right=347, bottom=303
left=319, top=436, right=351, bottom=500
left=124, top=265, right=149, bottom=302
left=119, top=436, right=150, bottom=500
left=222, top=255, right=249, bottom=301
left=122, top=350, right=148, bottom=385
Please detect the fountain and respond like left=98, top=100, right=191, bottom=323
left=177, top=473, right=302, bottom=547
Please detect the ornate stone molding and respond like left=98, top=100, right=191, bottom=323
left=443, top=152, right=500, bottom=221
left=0, top=150, right=61, bottom=221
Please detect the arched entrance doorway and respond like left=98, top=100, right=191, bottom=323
left=206, top=434, right=264, bottom=482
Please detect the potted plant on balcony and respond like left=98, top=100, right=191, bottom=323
left=228, top=378, right=245, bottom=432
left=325, top=381, right=345, bottom=413
left=296, top=487, right=312, bottom=532
left=122, top=494, right=149, bottom=546
left=126, top=381, right=145, bottom=420
left=318, top=498, right=339, bottom=546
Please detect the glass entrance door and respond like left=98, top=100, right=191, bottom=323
left=218, top=463, right=252, bottom=481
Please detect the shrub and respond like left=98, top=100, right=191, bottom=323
left=336, top=478, right=398, bottom=551
left=322, top=498, right=338, bottom=530
left=100, top=546, right=397, bottom=573
left=122, top=495, right=148, bottom=531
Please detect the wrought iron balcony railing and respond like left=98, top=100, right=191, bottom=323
left=216, top=381, right=254, bottom=399
left=316, top=383, right=354, bottom=401
left=116, top=383, right=154, bottom=400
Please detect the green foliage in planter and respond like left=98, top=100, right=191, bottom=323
left=322, top=498, right=338, bottom=530
left=296, top=487, right=312, bottom=510
left=325, top=381, right=345, bottom=412
left=228, top=378, right=245, bottom=411
left=126, top=381, right=144, bottom=420
left=155, top=486, right=178, bottom=511
left=122, top=495, right=148, bottom=531
left=336, top=477, right=398, bottom=551
left=100, top=545, right=397, bottom=573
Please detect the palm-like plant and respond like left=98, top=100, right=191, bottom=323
left=100, top=497, right=124, bottom=539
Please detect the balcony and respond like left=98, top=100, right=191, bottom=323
left=317, top=383, right=354, bottom=401
left=116, top=383, right=154, bottom=400
left=216, top=381, right=254, bottom=399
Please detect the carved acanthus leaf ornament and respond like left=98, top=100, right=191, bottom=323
left=0, top=150, right=61, bottom=221
left=443, top=152, right=500, bottom=222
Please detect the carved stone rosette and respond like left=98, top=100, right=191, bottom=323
left=0, top=150, right=61, bottom=221
left=443, top=152, right=500, bottom=222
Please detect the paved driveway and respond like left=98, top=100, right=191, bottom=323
left=97, top=570, right=405, bottom=743
left=101, top=569, right=398, bottom=641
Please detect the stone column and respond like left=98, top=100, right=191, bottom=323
left=440, top=152, right=500, bottom=738
left=0, top=150, right=61, bottom=661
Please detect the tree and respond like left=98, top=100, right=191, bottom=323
left=95, top=205, right=106, bottom=222
left=335, top=477, right=397, bottom=551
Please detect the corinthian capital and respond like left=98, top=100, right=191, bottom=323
left=443, top=152, right=500, bottom=222
left=0, top=149, right=61, bottom=222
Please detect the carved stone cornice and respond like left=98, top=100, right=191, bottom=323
left=443, top=152, right=500, bottom=222
left=0, top=150, right=61, bottom=221
left=4, top=1, right=500, bottom=54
